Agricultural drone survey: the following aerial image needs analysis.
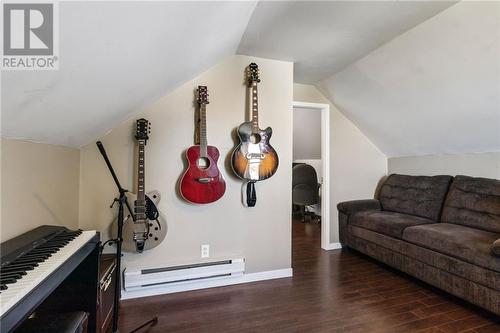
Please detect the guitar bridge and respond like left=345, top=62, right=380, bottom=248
left=197, top=177, right=214, bottom=183
left=246, top=153, right=265, bottom=160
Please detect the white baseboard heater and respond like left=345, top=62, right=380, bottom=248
left=124, top=258, right=245, bottom=292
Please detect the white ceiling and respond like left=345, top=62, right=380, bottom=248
left=1, top=1, right=257, bottom=147
left=237, top=1, right=456, bottom=83
left=319, top=1, right=500, bottom=157
left=2, top=1, right=498, bottom=158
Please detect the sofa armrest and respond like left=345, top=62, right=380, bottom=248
left=337, top=199, right=381, bottom=216
left=491, top=239, right=500, bottom=257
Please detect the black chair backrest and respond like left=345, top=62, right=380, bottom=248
left=293, top=164, right=318, bottom=188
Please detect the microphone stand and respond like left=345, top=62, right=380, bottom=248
left=96, top=141, right=158, bottom=333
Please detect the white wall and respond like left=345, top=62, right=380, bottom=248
left=293, top=84, right=387, bottom=243
left=0, top=139, right=80, bottom=242
left=79, top=55, right=293, bottom=274
left=389, top=153, right=500, bottom=179
left=293, top=107, right=321, bottom=160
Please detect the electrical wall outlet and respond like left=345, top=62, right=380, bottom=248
left=201, top=244, right=210, bottom=258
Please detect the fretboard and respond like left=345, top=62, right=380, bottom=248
left=136, top=140, right=146, bottom=220
left=199, top=103, right=208, bottom=158
left=251, top=82, right=259, bottom=132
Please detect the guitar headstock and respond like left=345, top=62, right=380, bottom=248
left=197, top=86, right=209, bottom=105
left=247, top=63, right=260, bottom=86
left=135, top=118, right=150, bottom=142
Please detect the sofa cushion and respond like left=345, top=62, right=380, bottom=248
left=350, top=210, right=435, bottom=239
left=337, top=199, right=381, bottom=215
left=441, top=175, right=500, bottom=233
left=349, top=224, right=500, bottom=289
left=403, top=223, right=500, bottom=272
left=379, top=174, right=452, bottom=221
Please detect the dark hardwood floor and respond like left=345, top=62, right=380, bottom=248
left=119, top=219, right=500, bottom=332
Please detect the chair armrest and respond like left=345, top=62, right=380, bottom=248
left=491, top=239, right=500, bottom=257
left=337, top=199, right=381, bottom=216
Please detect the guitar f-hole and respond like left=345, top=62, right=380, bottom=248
left=249, top=133, right=261, bottom=144
left=196, top=157, right=210, bottom=170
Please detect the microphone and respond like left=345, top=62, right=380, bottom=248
left=96, top=141, right=106, bottom=157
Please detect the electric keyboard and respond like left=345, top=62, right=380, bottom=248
left=0, top=226, right=100, bottom=332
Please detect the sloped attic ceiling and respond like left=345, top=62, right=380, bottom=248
left=2, top=0, right=457, bottom=149
left=319, top=1, right=500, bottom=157
left=238, top=1, right=456, bottom=83
left=1, top=1, right=257, bottom=147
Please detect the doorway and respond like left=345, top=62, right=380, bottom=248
left=292, top=101, right=330, bottom=250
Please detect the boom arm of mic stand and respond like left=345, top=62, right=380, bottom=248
left=97, top=141, right=136, bottom=222
left=96, top=141, right=124, bottom=192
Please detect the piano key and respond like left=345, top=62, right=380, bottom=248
left=1, top=264, right=37, bottom=272
left=33, top=244, right=61, bottom=249
left=15, top=254, right=51, bottom=260
left=1, top=270, right=26, bottom=276
left=1, top=265, right=36, bottom=272
left=31, top=246, right=60, bottom=252
left=23, top=253, right=52, bottom=258
left=0, top=273, right=24, bottom=280
left=10, top=258, right=45, bottom=265
left=0, top=278, right=17, bottom=285
left=45, top=240, right=69, bottom=245
left=29, top=247, right=60, bottom=253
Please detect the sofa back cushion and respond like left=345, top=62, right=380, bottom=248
left=379, top=174, right=452, bottom=221
left=441, top=175, right=500, bottom=233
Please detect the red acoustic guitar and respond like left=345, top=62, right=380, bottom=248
left=180, top=86, right=226, bottom=204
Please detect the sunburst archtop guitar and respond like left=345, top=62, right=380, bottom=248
left=231, top=63, right=279, bottom=182
left=180, top=86, right=226, bottom=204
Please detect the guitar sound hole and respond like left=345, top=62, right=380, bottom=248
left=250, top=133, right=261, bottom=144
left=196, top=157, right=210, bottom=170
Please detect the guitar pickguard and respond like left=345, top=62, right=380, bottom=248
left=145, top=193, right=159, bottom=220
left=112, top=190, right=167, bottom=252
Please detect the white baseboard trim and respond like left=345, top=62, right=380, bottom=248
left=323, top=242, right=342, bottom=250
left=121, top=268, right=293, bottom=300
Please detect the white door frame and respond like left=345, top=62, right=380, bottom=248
left=292, top=101, right=331, bottom=250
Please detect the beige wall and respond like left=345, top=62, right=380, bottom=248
left=79, top=55, right=293, bottom=273
left=1, top=139, right=80, bottom=242
left=388, top=153, right=500, bottom=179
left=293, top=84, right=387, bottom=243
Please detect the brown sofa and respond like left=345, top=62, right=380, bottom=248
left=338, top=174, right=500, bottom=315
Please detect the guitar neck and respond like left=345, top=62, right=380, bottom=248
left=136, top=140, right=146, bottom=220
left=199, top=103, right=208, bottom=157
left=251, top=82, right=259, bottom=132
